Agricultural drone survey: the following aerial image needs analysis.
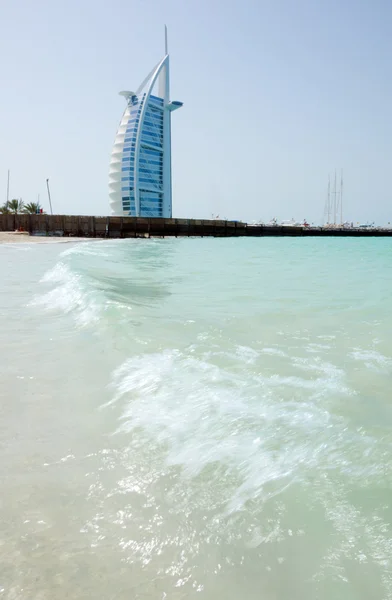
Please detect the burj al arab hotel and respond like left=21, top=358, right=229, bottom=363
left=109, top=27, right=183, bottom=218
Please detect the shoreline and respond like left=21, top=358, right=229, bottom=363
left=0, top=232, right=96, bottom=244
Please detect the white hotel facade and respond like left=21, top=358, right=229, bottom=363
left=109, top=28, right=182, bottom=217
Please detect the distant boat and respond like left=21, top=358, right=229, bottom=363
left=359, top=222, right=375, bottom=229
left=281, top=219, right=301, bottom=227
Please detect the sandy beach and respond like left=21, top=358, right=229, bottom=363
left=0, top=232, right=94, bottom=244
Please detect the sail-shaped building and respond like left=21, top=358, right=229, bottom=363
left=109, top=28, right=182, bottom=217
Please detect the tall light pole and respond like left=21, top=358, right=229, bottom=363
left=46, top=178, right=53, bottom=214
left=6, top=169, right=10, bottom=204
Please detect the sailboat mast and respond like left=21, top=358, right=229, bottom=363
left=340, top=169, right=343, bottom=225
left=327, top=174, right=331, bottom=224
left=333, top=170, right=337, bottom=225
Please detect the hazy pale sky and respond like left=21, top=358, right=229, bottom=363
left=1, top=0, right=391, bottom=223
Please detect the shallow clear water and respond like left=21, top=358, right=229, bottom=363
left=1, top=237, right=392, bottom=599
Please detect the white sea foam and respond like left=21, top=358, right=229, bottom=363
left=32, top=262, right=101, bottom=326
left=350, top=348, right=392, bottom=371
left=108, top=344, right=354, bottom=517
left=60, top=241, right=111, bottom=258
left=260, top=347, right=287, bottom=356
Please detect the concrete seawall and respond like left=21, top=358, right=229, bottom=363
left=0, top=214, right=391, bottom=237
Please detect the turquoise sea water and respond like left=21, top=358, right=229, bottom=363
left=1, top=237, right=392, bottom=599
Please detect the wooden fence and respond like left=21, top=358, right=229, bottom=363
left=1, top=214, right=391, bottom=237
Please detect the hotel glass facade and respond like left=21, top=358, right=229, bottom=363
left=109, top=41, right=182, bottom=218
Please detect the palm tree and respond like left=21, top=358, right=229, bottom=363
left=8, top=198, right=24, bottom=214
left=23, top=202, right=41, bottom=214
left=0, top=203, right=10, bottom=214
